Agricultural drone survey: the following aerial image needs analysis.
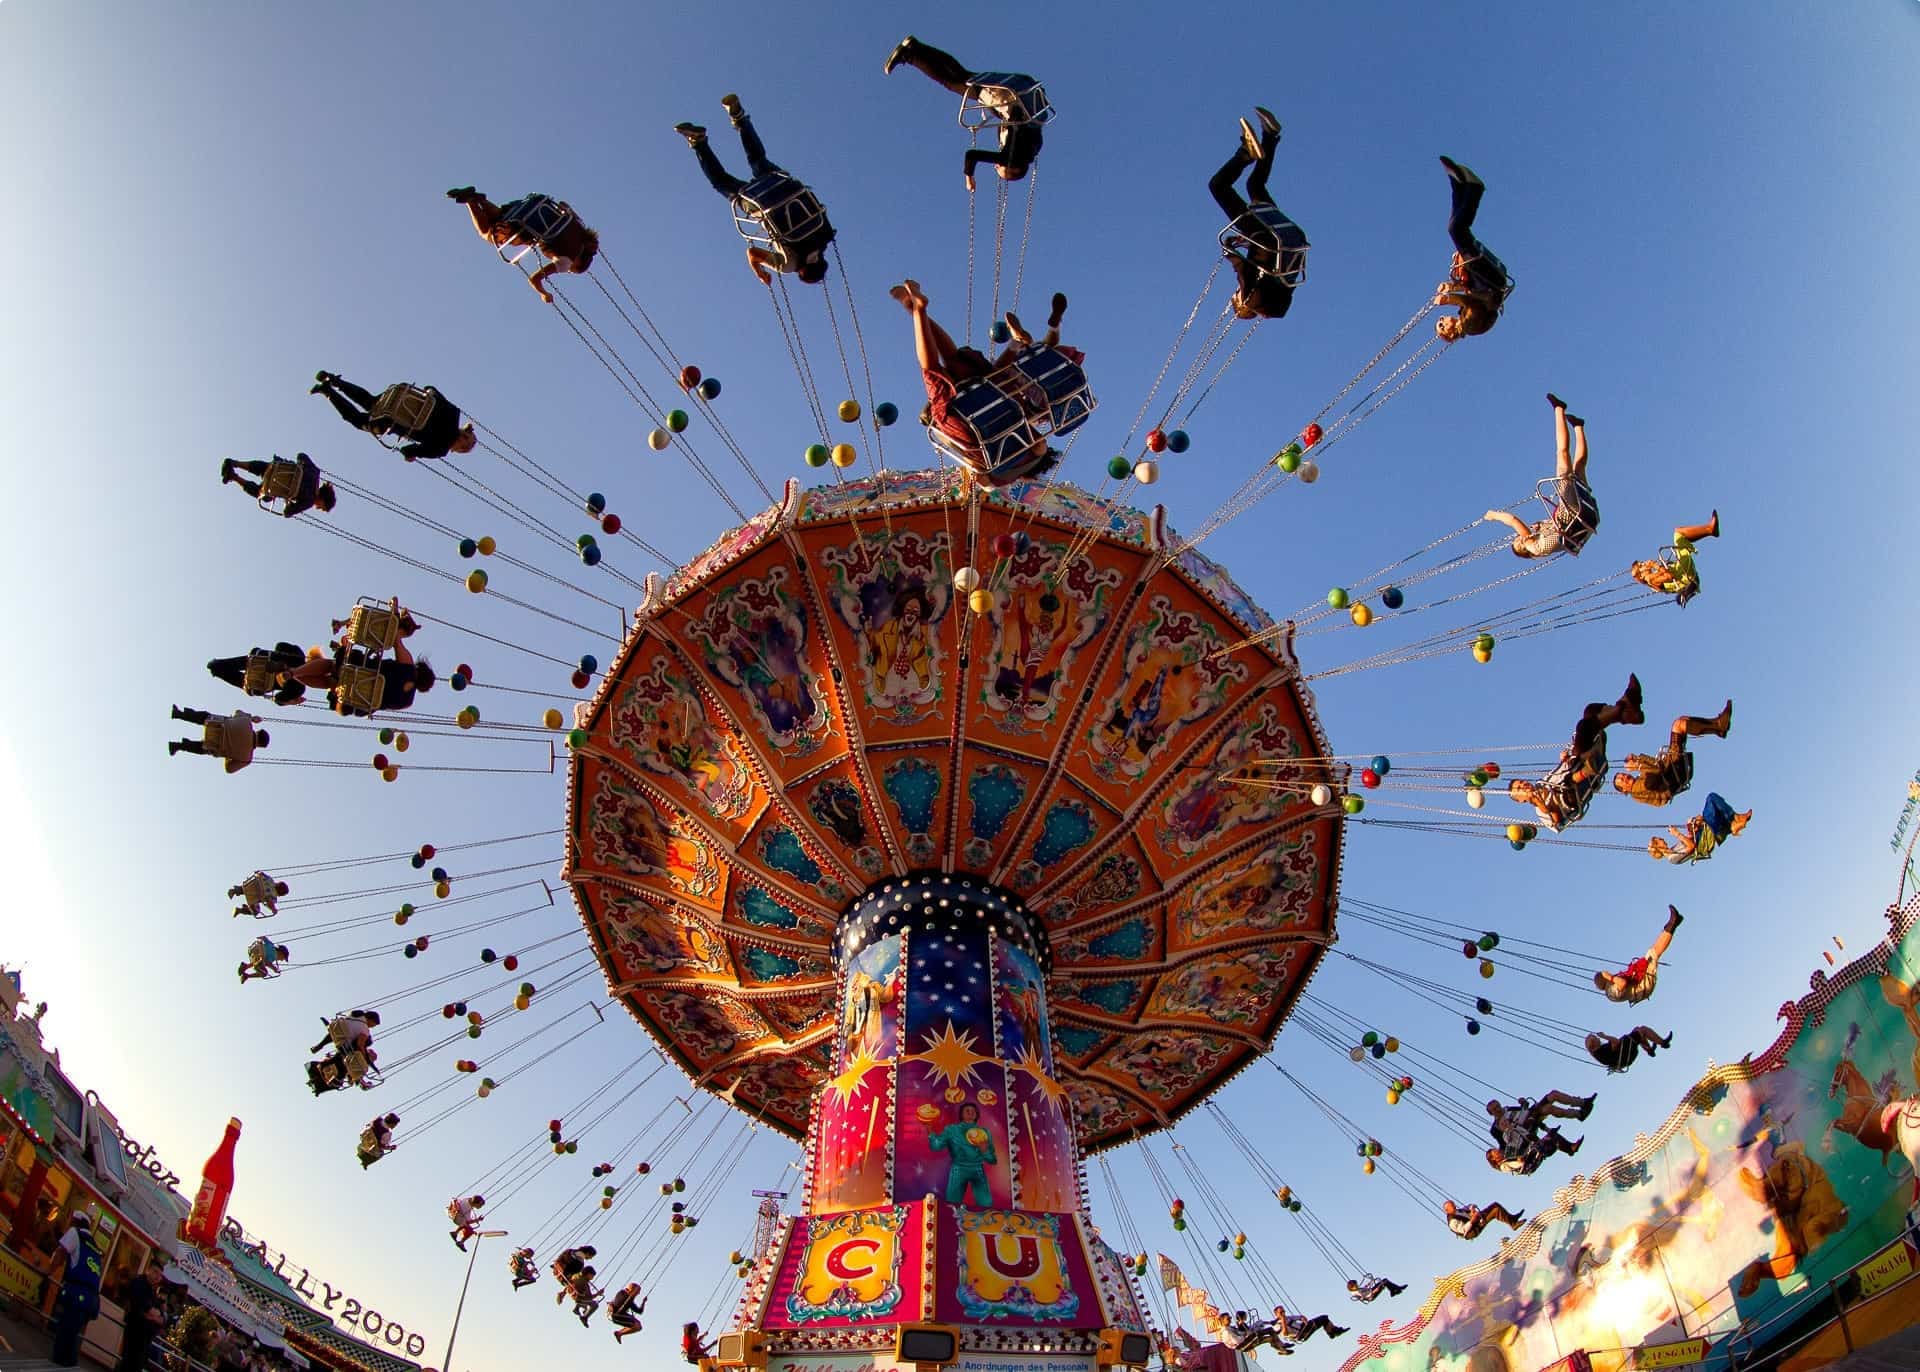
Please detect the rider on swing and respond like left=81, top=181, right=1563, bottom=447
left=675, top=95, right=835, bottom=285
left=1210, top=107, right=1306, bottom=321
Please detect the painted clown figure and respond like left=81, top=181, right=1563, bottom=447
left=928, top=1102, right=996, bottom=1206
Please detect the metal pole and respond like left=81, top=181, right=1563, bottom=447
left=442, top=1230, right=506, bottom=1372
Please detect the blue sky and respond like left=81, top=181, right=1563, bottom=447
left=2, top=2, right=1918, bottom=1368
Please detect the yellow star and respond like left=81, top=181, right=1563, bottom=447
left=827, top=1047, right=879, bottom=1106
left=903, top=1020, right=995, bottom=1090
left=1013, top=1047, right=1067, bottom=1111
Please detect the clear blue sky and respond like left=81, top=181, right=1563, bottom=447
left=3, top=3, right=1918, bottom=1369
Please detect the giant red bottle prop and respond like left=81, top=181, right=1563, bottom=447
left=181, top=1117, right=241, bottom=1251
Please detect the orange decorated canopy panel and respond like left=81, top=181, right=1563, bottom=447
left=566, top=472, right=1343, bottom=1150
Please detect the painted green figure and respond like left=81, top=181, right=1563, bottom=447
left=929, top=1103, right=996, bottom=1207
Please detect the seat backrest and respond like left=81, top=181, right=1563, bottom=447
left=733, top=173, right=828, bottom=246
left=371, top=384, right=436, bottom=434
left=1220, top=206, right=1310, bottom=285
left=502, top=195, right=576, bottom=245
left=960, top=73, right=1053, bottom=127
left=333, top=664, right=387, bottom=715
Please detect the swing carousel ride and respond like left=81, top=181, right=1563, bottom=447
left=188, top=51, right=1767, bottom=1372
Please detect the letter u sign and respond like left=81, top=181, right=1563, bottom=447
left=981, top=1234, right=1041, bottom=1279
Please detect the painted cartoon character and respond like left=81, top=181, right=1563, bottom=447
left=1004, top=980, right=1045, bottom=1060
left=843, top=969, right=896, bottom=1062
left=1734, top=1141, right=1848, bottom=1296
left=928, top=1102, right=996, bottom=1207
left=993, top=588, right=1069, bottom=709
left=868, top=585, right=935, bottom=701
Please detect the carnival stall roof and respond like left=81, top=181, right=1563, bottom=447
left=165, top=1245, right=292, bottom=1352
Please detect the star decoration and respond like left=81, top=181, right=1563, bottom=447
left=903, top=1019, right=995, bottom=1089
left=1013, top=1047, right=1066, bottom=1111
left=827, top=1047, right=880, bottom=1105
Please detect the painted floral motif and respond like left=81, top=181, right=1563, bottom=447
left=643, top=987, right=768, bottom=1061
left=1047, top=852, right=1145, bottom=923
left=825, top=533, right=952, bottom=726
left=581, top=769, right=722, bottom=902
left=1102, top=1030, right=1235, bottom=1100
left=1145, top=947, right=1298, bottom=1026
left=601, top=891, right=728, bottom=976
left=1153, top=703, right=1303, bottom=859
left=1087, top=599, right=1248, bottom=784
left=1174, top=835, right=1319, bottom=944
left=684, top=567, right=832, bottom=758
left=976, top=547, right=1120, bottom=736
left=1064, top=1079, right=1135, bottom=1137
left=606, top=660, right=754, bottom=825
left=967, top=764, right=1027, bottom=841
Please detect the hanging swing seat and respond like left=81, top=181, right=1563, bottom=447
left=1220, top=205, right=1310, bottom=286
left=332, top=663, right=388, bottom=717
left=729, top=173, right=830, bottom=252
left=367, top=384, right=439, bottom=451
left=1531, top=753, right=1609, bottom=832
left=342, top=600, right=407, bottom=654
left=958, top=73, right=1055, bottom=129
left=1532, top=475, right=1600, bottom=555
left=926, top=380, right=1049, bottom=487
left=991, top=344, right=1096, bottom=437
left=356, top=1129, right=390, bottom=1167
left=494, top=194, right=577, bottom=265
left=255, top=456, right=311, bottom=509
left=240, top=651, right=283, bottom=697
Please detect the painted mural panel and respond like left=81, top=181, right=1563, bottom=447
left=570, top=755, right=724, bottom=911
left=600, top=647, right=764, bottom=842
left=1343, top=903, right=1920, bottom=1372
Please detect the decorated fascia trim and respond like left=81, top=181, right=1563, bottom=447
left=657, top=479, right=801, bottom=607
left=1330, top=891, right=1920, bottom=1372
left=979, top=483, right=1154, bottom=550
left=579, top=867, right=832, bottom=954
left=1053, top=928, right=1334, bottom=983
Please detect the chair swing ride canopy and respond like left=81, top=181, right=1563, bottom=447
left=563, top=467, right=1343, bottom=1153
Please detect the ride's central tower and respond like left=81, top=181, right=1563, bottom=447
left=727, top=873, right=1147, bottom=1363
left=814, top=875, right=1076, bottom=1220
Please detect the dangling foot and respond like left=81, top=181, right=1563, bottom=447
left=889, top=279, right=926, bottom=310
left=167, top=741, right=181, bottom=756
left=1567, top=1135, right=1584, bottom=1155
left=1546, top=392, right=1566, bottom=411
left=1330, top=1325, right=1351, bottom=1339
left=220, top=459, right=238, bottom=484
left=1713, top=700, right=1733, bottom=737
left=1254, top=106, right=1282, bottom=139
left=720, top=93, right=743, bottom=121
left=170, top=706, right=188, bottom=720
left=1002, top=311, right=1032, bottom=346
left=445, top=186, right=476, bottom=203
left=1707, top=509, right=1720, bottom=537
left=1658, top=1031, right=1674, bottom=1049
left=1666, top=904, right=1684, bottom=933
left=1619, top=673, right=1645, bottom=725
left=1566, top=413, right=1585, bottom=428
left=1048, top=291, right=1068, bottom=331
left=1578, top=1094, right=1597, bottom=1119
left=1729, top=809, right=1753, bottom=836
left=1439, top=156, right=1481, bottom=187
left=673, top=122, right=707, bottom=145
left=1239, top=118, right=1262, bottom=163
left=883, top=36, right=915, bottom=75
